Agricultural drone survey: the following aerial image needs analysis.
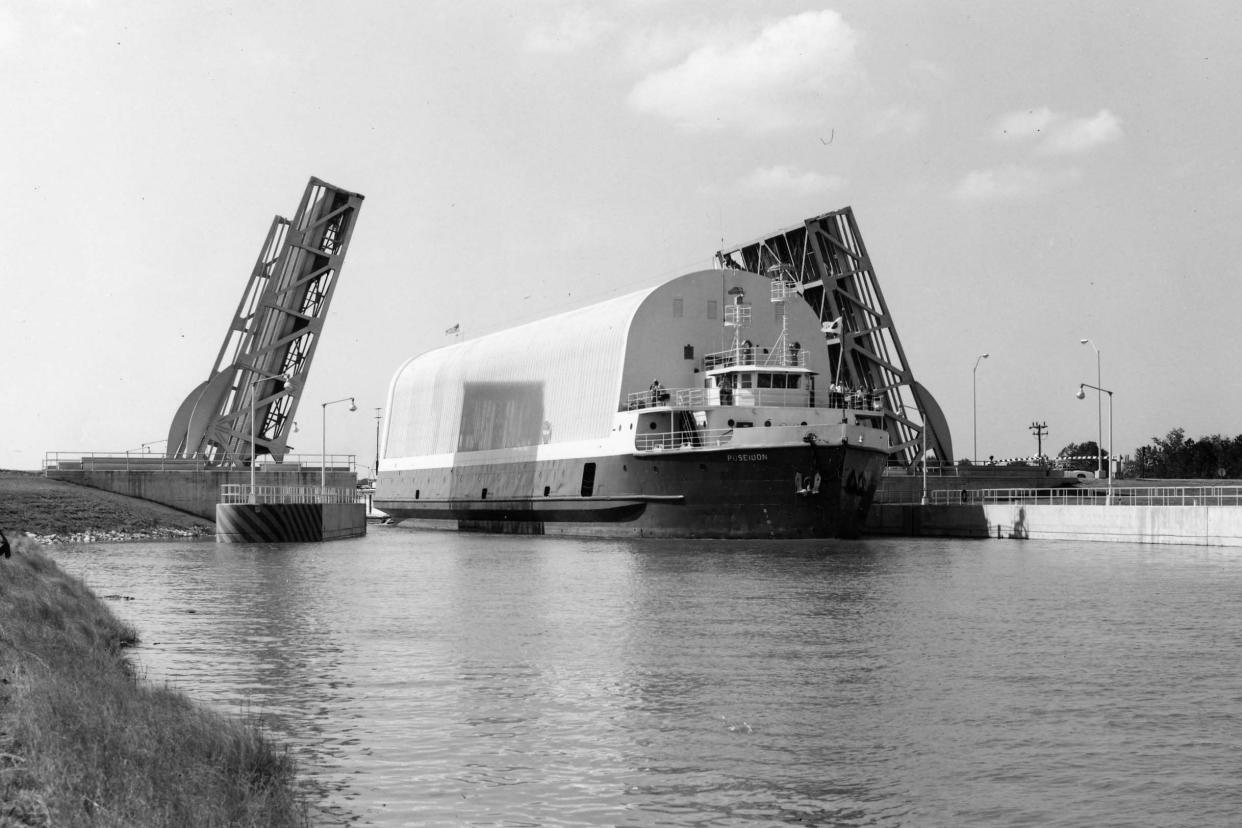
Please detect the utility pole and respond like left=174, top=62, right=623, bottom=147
left=1029, top=421, right=1048, bottom=459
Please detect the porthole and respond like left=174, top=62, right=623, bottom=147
left=764, top=419, right=772, bottom=427
left=728, top=418, right=735, bottom=427
left=543, top=486, right=551, bottom=497
left=415, top=489, right=420, bottom=499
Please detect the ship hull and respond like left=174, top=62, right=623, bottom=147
left=376, top=442, right=887, bottom=539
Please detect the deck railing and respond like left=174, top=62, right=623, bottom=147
left=931, top=486, right=1242, bottom=507
left=702, top=347, right=808, bottom=370
left=625, top=387, right=884, bottom=411
left=634, top=428, right=735, bottom=452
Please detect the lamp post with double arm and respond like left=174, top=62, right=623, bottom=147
left=1076, top=382, right=1113, bottom=505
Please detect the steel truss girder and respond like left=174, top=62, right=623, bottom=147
left=167, top=177, right=365, bottom=465
left=717, top=206, right=952, bottom=467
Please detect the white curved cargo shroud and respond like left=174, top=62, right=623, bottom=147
left=377, top=269, right=890, bottom=538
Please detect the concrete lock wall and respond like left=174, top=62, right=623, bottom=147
left=322, top=503, right=367, bottom=541
left=982, top=504, right=1242, bottom=547
left=867, top=503, right=1242, bottom=547
left=46, top=469, right=359, bottom=520
left=216, top=502, right=367, bottom=542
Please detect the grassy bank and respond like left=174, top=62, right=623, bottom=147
left=0, top=536, right=307, bottom=827
left=0, top=470, right=213, bottom=542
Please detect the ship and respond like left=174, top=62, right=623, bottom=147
left=374, top=267, right=890, bottom=538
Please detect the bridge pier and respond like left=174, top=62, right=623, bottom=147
left=215, top=502, right=366, bottom=542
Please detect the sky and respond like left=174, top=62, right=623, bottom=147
left=3, top=0, right=1241, bottom=473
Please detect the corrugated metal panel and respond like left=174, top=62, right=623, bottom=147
left=384, top=288, right=655, bottom=460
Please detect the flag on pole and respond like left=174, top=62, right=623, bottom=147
left=445, top=323, right=460, bottom=336
left=822, top=316, right=843, bottom=345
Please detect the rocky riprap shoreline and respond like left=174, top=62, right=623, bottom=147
left=21, top=526, right=214, bottom=545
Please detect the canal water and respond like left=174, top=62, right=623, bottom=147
left=51, top=529, right=1242, bottom=827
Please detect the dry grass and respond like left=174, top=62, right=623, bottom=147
left=0, top=470, right=212, bottom=540
left=0, top=538, right=306, bottom=827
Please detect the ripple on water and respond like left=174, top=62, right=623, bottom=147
left=56, top=535, right=1242, bottom=827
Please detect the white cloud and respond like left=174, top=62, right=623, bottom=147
left=739, top=165, right=845, bottom=197
left=991, top=107, right=1123, bottom=154
left=951, top=164, right=1081, bottom=202
left=1038, top=109, right=1123, bottom=155
left=525, top=9, right=615, bottom=54
left=627, top=10, right=862, bottom=132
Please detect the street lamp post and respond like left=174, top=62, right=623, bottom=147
left=1076, top=382, right=1113, bottom=505
left=1080, top=339, right=1103, bottom=479
left=921, top=422, right=928, bottom=505
left=321, top=396, right=357, bottom=504
left=374, top=407, right=382, bottom=482
left=249, top=371, right=290, bottom=504
left=973, top=353, right=989, bottom=462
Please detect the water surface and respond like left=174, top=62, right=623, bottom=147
left=53, top=529, right=1242, bottom=826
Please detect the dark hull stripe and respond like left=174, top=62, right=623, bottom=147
left=377, top=444, right=888, bottom=539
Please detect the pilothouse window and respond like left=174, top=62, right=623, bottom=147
left=757, top=373, right=797, bottom=389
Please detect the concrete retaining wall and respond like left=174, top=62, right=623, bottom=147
left=45, top=469, right=357, bottom=520
left=216, top=502, right=366, bottom=542
left=867, top=503, right=1242, bottom=547
left=981, top=503, right=1242, bottom=547
left=321, top=503, right=368, bottom=541
left=868, top=504, right=991, bottom=537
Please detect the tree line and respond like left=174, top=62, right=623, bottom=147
left=1058, top=428, right=1242, bottom=479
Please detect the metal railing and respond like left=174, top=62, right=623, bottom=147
left=625, top=386, right=884, bottom=411
left=703, top=347, right=808, bottom=370
left=931, top=486, right=1242, bottom=507
left=219, top=484, right=362, bottom=505
left=44, top=451, right=356, bottom=473
left=635, top=428, right=734, bottom=452
left=627, top=387, right=814, bottom=410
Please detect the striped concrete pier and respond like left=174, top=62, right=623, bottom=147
left=216, top=484, right=366, bottom=542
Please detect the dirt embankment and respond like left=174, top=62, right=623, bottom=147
left=0, top=470, right=213, bottom=543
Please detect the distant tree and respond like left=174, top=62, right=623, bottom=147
left=1057, top=441, right=1104, bottom=472
left=1222, top=435, right=1242, bottom=478
left=1135, top=428, right=1242, bottom=479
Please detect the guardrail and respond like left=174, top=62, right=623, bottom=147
left=702, top=348, right=808, bottom=369
left=931, top=486, right=1242, bottom=507
left=625, top=387, right=884, bottom=411
left=44, top=451, right=357, bottom=473
left=635, top=428, right=734, bottom=452
left=219, top=484, right=362, bottom=505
